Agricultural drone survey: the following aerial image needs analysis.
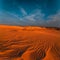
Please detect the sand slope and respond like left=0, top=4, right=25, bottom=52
left=0, top=25, right=60, bottom=60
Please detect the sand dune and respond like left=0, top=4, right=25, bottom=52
left=0, top=25, right=60, bottom=60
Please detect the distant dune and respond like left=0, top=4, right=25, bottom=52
left=0, top=25, right=60, bottom=60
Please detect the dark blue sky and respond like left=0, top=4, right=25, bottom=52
left=0, top=0, right=60, bottom=27
left=2, top=0, right=59, bottom=16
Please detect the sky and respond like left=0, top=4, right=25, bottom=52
left=0, top=0, right=60, bottom=27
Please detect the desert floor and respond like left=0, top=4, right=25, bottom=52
left=0, top=25, right=60, bottom=60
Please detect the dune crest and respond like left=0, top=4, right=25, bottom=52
left=0, top=25, right=60, bottom=60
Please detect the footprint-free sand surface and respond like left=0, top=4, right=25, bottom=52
left=0, top=25, right=60, bottom=60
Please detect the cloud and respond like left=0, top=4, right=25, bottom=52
left=45, top=11, right=60, bottom=27
left=20, top=7, right=27, bottom=16
left=5, top=11, right=22, bottom=20
left=21, top=9, right=45, bottom=25
left=0, top=9, right=60, bottom=27
left=0, top=11, right=27, bottom=25
left=21, top=9, right=60, bottom=27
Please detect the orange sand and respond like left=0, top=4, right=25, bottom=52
left=0, top=25, right=60, bottom=60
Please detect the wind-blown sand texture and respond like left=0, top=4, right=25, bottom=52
left=0, top=25, right=60, bottom=60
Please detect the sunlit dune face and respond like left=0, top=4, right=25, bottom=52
left=0, top=25, right=60, bottom=60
